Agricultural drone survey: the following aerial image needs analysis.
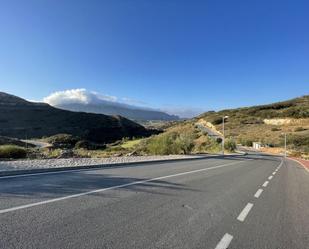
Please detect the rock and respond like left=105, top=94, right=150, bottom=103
left=57, top=149, right=74, bottom=158
left=125, top=150, right=139, bottom=157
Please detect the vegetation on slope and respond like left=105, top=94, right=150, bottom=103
left=197, top=95, right=309, bottom=155
left=0, top=136, right=35, bottom=148
left=136, top=122, right=228, bottom=155
left=0, top=145, right=27, bottom=159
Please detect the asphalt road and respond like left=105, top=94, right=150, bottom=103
left=0, top=153, right=308, bottom=249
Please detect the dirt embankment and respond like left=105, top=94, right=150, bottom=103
left=263, top=118, right=309, bottom=126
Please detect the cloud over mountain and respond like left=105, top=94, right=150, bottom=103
left=44, top=89, right=119, bottom=106
left=43, top=89, right=180, bottom=121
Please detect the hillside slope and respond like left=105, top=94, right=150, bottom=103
left=197, top=95, right=309, bottom=152
left=0, top=92, right=154, bottom=143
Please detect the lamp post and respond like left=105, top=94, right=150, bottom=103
left=284, top=133, right=287, bottom=158
left=281, top=132, right=287, bottom=158
left=222, top=116, right=229, bottom=155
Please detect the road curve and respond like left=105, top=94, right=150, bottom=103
left=0, top=153, right=308, bottom=249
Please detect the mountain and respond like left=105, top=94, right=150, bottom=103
left=0, top=92, right=156, bottom=143
left=55, top=102, right=179, bottom=121
left=198, top=95, right=309, bottom=122
left=43, top=89, right=179, bottom=121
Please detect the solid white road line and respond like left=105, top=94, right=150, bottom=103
left=262, top=181, right=269, bottom=187
left=0, top=160, right=245, bottom=215
left=215, top=233, right=234, bottom=249
left=237, top=203, right=254, bottom=222
left=254, top=189, right=263, bottom=198
left=268, top=176, right=273, bottom=180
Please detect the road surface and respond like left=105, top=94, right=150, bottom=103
left=0, top=153, right=308, bottom=249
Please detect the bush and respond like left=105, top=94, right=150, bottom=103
left=194, top=135, right=221, bottom=153
left=74, top=140, right=90, bottom=149
left=287, top=135, right=309, bottom=147
left=75, top=140, right=106, bottom=150
left=176, top=133, right=195, bottom=154
left=239, top=138, right=253, bottom=147
left=45, top=134, right=79, bottom=148
left=0, top=145, right=27, bottom=159
left=271, top=127, right=281, bottom=131
left=145, top=131, right=195, bottom=155
left=224, top=138, right=237, bottom=152
left=294, top=127, right=306, bottom=132
left=212, top=117, right=223, bottom=125
left=216, top=137, right=222, bottom=143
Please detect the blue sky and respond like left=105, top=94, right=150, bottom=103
left=0, top=0, right=308, bottom=116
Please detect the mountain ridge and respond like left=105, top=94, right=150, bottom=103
left=0, top=92, right=156, bottom=143
left=43, top=89, right=179, bottom=121
left=55, top=102, right=179, bottom=121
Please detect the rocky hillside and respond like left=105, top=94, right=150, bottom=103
left=196, top=95, right=309, bottom=152
left=0, top=92, right=156, bottom=143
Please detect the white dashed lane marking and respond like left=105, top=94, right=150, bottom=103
left=237, top=203, right=254, bottom=222
left=262, top=181, right=269, bottom=187
left=254, top=189, right=263, bottom=198
left=215, top=233, right=234, bottom=249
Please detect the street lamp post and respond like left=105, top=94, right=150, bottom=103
left=284, top=133, right=287, bottom=158
left=222, top=116, right=229, bottom=155
left=281, top=132, right=287, bottom=158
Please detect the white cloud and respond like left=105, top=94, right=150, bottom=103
left=43, top=88, right=205, bottom=118
left=43, top=88, right=118, bottom=106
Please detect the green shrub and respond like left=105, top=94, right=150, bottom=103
left=239, top=138, right=253, bottom=147
left=175, top=133, right=195, bottom=154
left=216, top=137, right=222, bottom=143
left=195, top=136, right=221, bottom=153
left=212, top=117, right=223, bottom=125
left=287, top=135, right=309, bottom=147
left=75, top=140, right=106, bottom=150
left=224, top=138, right=237, bottom=152
left=294, top=127, right=306, bottom=132
left=145, top=131, right=195, bottom=155
left=45, top=134, right=79, bottom=148
left=0, top=145, right=27, bottom=159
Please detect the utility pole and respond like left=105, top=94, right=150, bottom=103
left=222, top=116, right=229, bottom=155
left=284, top=133, right=287, bottom=158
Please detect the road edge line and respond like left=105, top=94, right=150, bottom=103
left=287, top=157, right=309, bottom=173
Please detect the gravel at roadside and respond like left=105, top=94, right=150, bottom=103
left=0, top=155, right=205, bottom=172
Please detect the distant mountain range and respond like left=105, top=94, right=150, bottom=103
left=43, top=89, right=179, bottom=121
left=0, top=92, right=156, bottom=143
left=55, top=102, right=179, bottom=121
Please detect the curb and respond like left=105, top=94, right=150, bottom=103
left=287, top=157, right=309, bottom=173
left=0, top=155, right=215, bottom=178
